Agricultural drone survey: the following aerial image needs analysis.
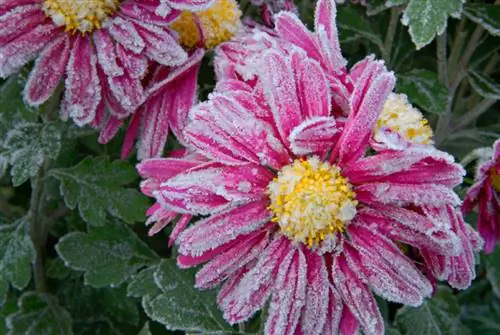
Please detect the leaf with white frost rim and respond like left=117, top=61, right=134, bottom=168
left=49, top=156, right=150, bottom=226
left=401, top=0, right=464, bottom=49
left=468, top=71, right=500, bottom=100
left=6, top=292, right=73, bottom=335
left=56, top=222, right=158, bottom=288
left=463, top=4, right=500, bottom=37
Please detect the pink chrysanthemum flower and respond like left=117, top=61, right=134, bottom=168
left=137, top=2, right=482, bottom=333
left=0, top=0, right=216, bottom=127
left=462, top=139, right=500, bottom=253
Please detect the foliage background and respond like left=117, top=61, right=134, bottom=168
left=0, top=0, right=499, bottom=334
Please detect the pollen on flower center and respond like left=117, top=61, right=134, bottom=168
left=42, top=0, right=121, bottom=33
left=170, top=0, right=241, bottom=49
left=491, top=167, right=500, bottom=192
left=267, top=157, right=358, bottom=248
left=376, top=93, right=433, bottom=145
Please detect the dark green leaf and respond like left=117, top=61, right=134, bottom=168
left=364, top=0, right=409, bottom=16
left=397, top=69, right=448, bottom=114
left=49, top=157, right=149, bottom=226
left=468, top=71, right=500, bottom=100
left=140, top=259, right=233, bottom=334
left=395, top=286, right=471, bottom=335
left=46, top=258, right=71, bottom=280
left=6, top=292, right=72, bottom=335
left=485, top=247, right=500, bottom=299
left=463, top=4, right=500, bottom=37
left=402, top=0, right=463, bottom=49
left=55, top=222, right=158, bottom=288
left=0, top=218, right=35, bottom=304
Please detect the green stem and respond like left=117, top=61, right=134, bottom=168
left=452, top=98, right=496, bottom=131
left=29, top=164, right=48, bottom=292
left=437, top=33, right=448, bottom=87
left=447, top=18, right=467, bottom=80
left=382, top=7, right=400, bottom=65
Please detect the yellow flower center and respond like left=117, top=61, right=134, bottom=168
left=267, top=157, right=358, bottom=248
left=491, top=167, right=500, bottom=192
left=376, top=93, right=433, bottom=145
left=170, top=0, right=241, bottom=49
left=42, top=0, right=120, bottom=34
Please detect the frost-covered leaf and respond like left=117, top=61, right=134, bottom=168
left=337, top=6, right=384, bottom=50
left=57, top=278, right=139, bottom=335
left=485, top=248, right=500, bottom=299
left=463, top=4, right=500, bottom=37
left=468, top=71, right=500, bottom=100
left=6, top=292, right=72, bottom=335
left=402, top=0, right=463, bottom=49
left=138, top=322, right=152, bottom=335
left=0, top=296, right=18, bottom=335
left=395, top=286, right=471, bottom=335
left=397, top=69, right=448, bottom=115
left=1, top=122, right=61, bottom=186
left=127, top=265, right=161, bottom=299
left=139, top=259, right=234, bottom=334
left=55, top=221, right=158, bottom=288
left=46, top=258, right=71, bottom=280
left=49, top=157, right=150, bottom=226
left=0, top=217, right=35, bottom=304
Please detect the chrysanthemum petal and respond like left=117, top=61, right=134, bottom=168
left=106, top=17, right=145, bottom=54
left=0, top=4, right=45, bottom=44
left=135, top=22, right=187, bottom=66
left=25, top=34, right=70, bottom=106
left=289, top=117, right=338, bottom=156
left=94, top=29, right=124, bottom=77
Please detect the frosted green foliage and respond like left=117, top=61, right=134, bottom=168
left=468, top=71, right=500, bottom=100
left=463, top=4, right=500, bottom=37
left=49, top=157, right=150, bottom=226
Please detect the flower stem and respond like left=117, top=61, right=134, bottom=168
left=437, top=33, right=448, bottom=87
left=382, top=7, right=400, bottom=65
left=29, top=164, right=48, bottom=292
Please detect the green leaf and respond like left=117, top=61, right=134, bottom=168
left=138, top=259, right=234, bottom=334
left=55, top=221, right=158, bottom=288
left=138, top=322, right=152, bottom=335
left=463, top=4, right=500, bottom=37
left=485, top=247, right=500, bottom=299
left=127, top=265, right=161, bottom=299
left=45, top=258, right=71, bottom=280
left=402, top=0, right=463, bottom=49
left=364, top=0, right=409, bottom=16
left=0, top=218, right=35, bottom=304
left=49, top=157, right=150, bottom=226
left=337, top=6, right=384, bottom=51
left=468, top=71, right=500, bottom=100
left=6, top=292, right=72, bottom=335
left=395, top=286, right=471, bottom=335
left=397, top=69, right=448, bottom=115
left=57, top=278, right=139, bottom=335
left=0, top=296, right=18, bottom=335
left=2, top=122, right=62, bottom=186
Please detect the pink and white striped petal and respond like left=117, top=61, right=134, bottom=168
left=289, top=117, right=339, bottom=156
left=93, top=29, right=123, bottom=77
left=25, top=34, right=70, bottom=106
left=135, top=22, right=187, bottom=66
left=178, top=200, right=271, bottom=256
left=165, top=0, right=216, bottom=11
left=62, top=35, right=101, bottom=126
left=0, top=4, right=45, bottom=45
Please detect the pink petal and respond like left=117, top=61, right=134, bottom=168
left=116, top=43, right=148, bottom=79
left=98, top=115, right=123, bottom=144
left=314, top=0, right=346, bottom=73
left=322, top=286, right=343, bottom=335
left=0, top=0, right=38, bottom=15
left=295, top=56, right=331, bottom=119
left=346, top=225, right=432, bottom=306
left=0, top=4, right=45, bottom=44
left=195, top=228, right=270, bottom=288
left=137, top=94, right=169, bottom=160
left=259, top=51, right=303, bottom=145
left=356, top=182, right=461, bottom=207
left=134, top=22, right=187, bottom=66
left=333, top=255, right=384, bottom=335
left=338, top=305, right=359, bottom=335
left=166, top=0, right=217, bottom=11
left=332, top=64, right=395, bottom=165
left=121, top=108, right=143, bottom=159
left=62, top=35, right=101, bottom=126
left=265, top=248, right=307, bottom=335
left=168, top=214, right=192, bottom=246
left=185, top=93, right=290, bottom=169
left=0, top=23, right=59, bottom=78
left=105, top=18, right=145, bottom=54
left=274, top=12, right=323, bottom=64
left=220, top=236, right=290, bottom=324
left=93, top=29, right=123, bottom=77
left=156, top=163, right=273, bottom=214
left=137, top=157, right=201, bottom=180
left=24, top=34, right=70, bottom=106
left=289, top=117, right=338, bottom=156
left=301, top=250, right=330, bottom=335
left=120, top=2, right=180, bottom=25
left=178, top=200, right=271, bottom=256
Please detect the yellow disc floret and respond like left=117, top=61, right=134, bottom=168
left=376, top=93, right=434, bottom=145
left=267, top=157, right=358, bottom=248
left=42, top=0, right=120, bottom=34
left=170, top=0, right=241, bottom=49
left=491, top=167, right=500, bottom=192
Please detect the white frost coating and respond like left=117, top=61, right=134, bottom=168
left=105, top=17, right=146, bottom=54
left=288, top=116, right=338, bottom=156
